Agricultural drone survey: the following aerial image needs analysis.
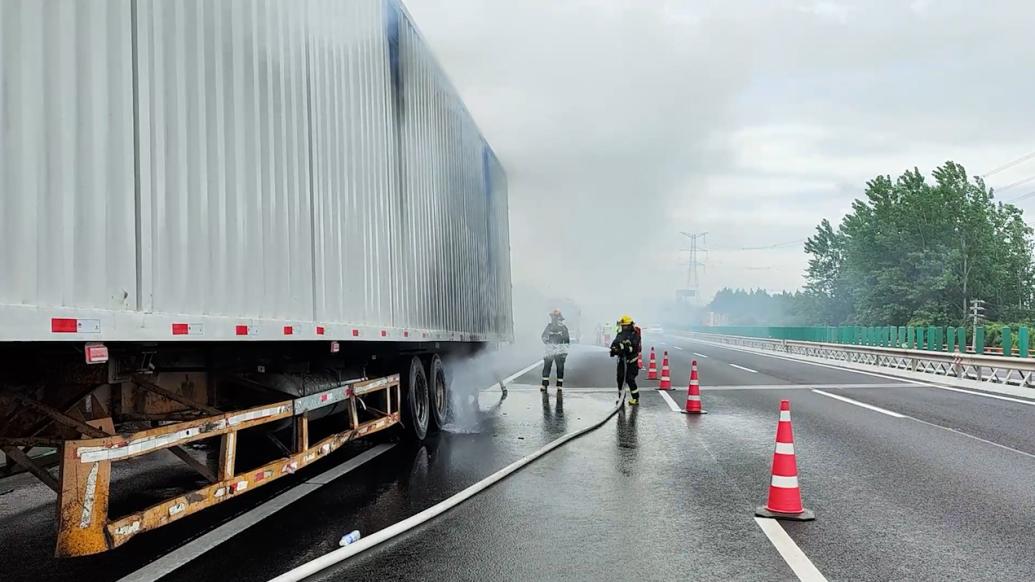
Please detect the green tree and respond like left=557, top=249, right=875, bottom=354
left=803, top=162, right=1035, bottom=325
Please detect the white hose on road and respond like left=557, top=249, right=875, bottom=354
left=269, top=397, right=625, bottom=582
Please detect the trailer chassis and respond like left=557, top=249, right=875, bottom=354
left=0, top=373, right=400, bottom=557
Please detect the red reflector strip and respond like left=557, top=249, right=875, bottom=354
left=320, top=393, right=330, bottom=402
left=236, top=325, right=249, bottom=336
left=316, top=326, right=326, bottom=336
left=380, top=330, right=387, bottom=337
left=352, top=329, right=360, bottom=337
left=51, top=318, right=78, bottom=333
left=403, top=330, right=410, bottom=337
left=171, top=323, right=189, bottom=335
left=283, top=326, right=294, bottom=336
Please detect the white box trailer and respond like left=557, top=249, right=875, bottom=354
left=0, top=0, right=511, bottom=343
left=0, top=0, right=511, bottom=556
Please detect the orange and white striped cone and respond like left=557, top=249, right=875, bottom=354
left=683, top=360, right=706, bottom=414
left=647, top=348, right=658, bottom=380
left=658, top=352, right=672, bottom=390
left=755, top=400, right=814, bottom=521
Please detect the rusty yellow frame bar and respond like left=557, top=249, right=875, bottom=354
left=55, top=375, right=401, bottom=557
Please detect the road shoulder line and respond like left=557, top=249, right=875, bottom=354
left=730, top=363, right=759, bottom=374
left=657, top=389, right=682, bottom=412
left=123, top=359, right=542, bottom=582
left=116, top=445, right=394, bottom=582
left=754, top=517, right=828, bottom=581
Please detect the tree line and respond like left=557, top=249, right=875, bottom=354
left=708, top=162, right=1035, bottom=329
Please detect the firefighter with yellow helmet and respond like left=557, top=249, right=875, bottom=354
left=609, top=314, right=642, bottom=405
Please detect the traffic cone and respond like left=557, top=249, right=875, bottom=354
left=755, top=400, right=814, bottom=521
left=647, top=348, right=658, bottom=380
left=659, top=352, right=672, bottom=390
left=683, top=360, right=706, bottom=414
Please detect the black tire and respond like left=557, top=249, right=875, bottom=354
left=426, top=354, right=449, bottom=431
left=401, top=356, right=430, bottom=441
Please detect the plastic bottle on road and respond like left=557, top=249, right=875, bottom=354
left=338, top=530, right=362, bottom=547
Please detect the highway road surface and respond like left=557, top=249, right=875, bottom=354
left=6, top=336, right=1035, bottom=581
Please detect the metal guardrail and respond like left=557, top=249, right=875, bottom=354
left=687, top=332, right=1035, bottom=388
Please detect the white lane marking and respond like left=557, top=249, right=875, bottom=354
left=754, top=517, right=828, bottom=582
left=730, top=363, right=759, bottom=374
left=658, top=389, right=682, bottom=412
left=681, top=335, right=1035, bottom=406
left=811, top=389, right=906, bottom=418
left=693, top=352, right=709, bottom=358
left=679, top=336, right=1035, bottom=460
left=908, top=416, right=1035, bottom=460
left=671, top=345, right=683, bottom=350
left=116, top=445, right=394, bottom=582
left=811, top=390, right=1035, bottom=460
left=706, top=383, right=916, bottom=391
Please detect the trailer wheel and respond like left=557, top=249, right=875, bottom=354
left=402, top=356, right=430, bottom=441
left=426, top=354, right=449, bottom=431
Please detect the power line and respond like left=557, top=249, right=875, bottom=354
left=982, top=151, right=1035, bottom=178
left=710, top=239, right=806, bottom=252
left=993, top=174, right=1035, bottom=192
left=741, top=239, right=805, bottom=250
left=1007, top=190, right=1035, bottom=203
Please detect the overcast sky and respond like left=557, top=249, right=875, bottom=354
left=404, top=0, right=1035, bottom=325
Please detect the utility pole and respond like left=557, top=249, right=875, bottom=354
left=970, top=299, right=986, bottom=351
left=679, top=232, right=708, bottom=305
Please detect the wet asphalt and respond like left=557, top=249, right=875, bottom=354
left=7, top=337, right=1035, bottom=580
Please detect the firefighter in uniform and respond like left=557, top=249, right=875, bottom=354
left=610, top=315, right=641, bottom=405
left=541, top=309, right=570, bottom=393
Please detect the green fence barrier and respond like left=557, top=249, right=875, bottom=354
left=957, top=327, right=967, bottom=352
left=947, top=327, right=957, bottom=352
left=1002, top=325, right=1013, bottom=356
left=975, top=327, right=985, bottom=354
left=1021, top=327, right=1030, bottom=358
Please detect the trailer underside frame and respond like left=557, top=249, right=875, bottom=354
left=0, top=373, right=401, bottom=557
